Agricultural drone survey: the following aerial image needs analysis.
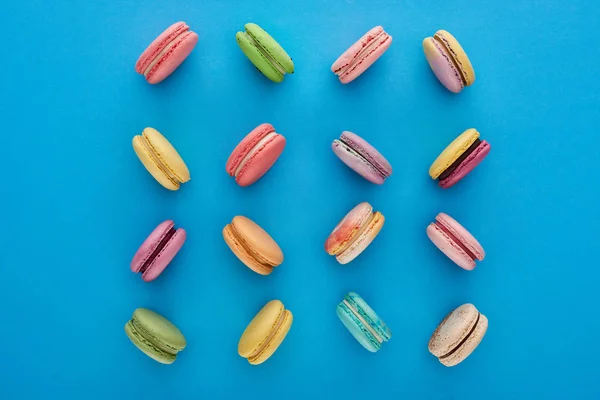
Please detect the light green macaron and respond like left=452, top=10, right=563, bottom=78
left=236, top=23, right=294, bottom=83
left=124, top=308, right=186, bottom=364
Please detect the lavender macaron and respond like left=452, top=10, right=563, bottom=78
left=131, top=220, right=186, bottom=282
left=332, top=131, right=392, bottom=184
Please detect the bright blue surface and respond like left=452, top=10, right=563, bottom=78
left=1, top=0, right=599, bottom=398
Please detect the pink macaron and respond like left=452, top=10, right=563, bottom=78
left=131, top=220, right=186, bottom=282
left=225, top=123, right=286, bottom=187
left=332, top=131, right=392, bottom=184
left=135, top=22, right=198, bottom=84
left=426, top=213, right=484, bottom=271
left=331, top=26, right=392, bottom=84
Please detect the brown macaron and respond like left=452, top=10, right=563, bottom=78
left=428, top=303, right=488, bottom=367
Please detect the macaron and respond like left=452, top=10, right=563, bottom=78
left=223, top=216, right=284, bottom=275
left=226, top=123, right=286, bottom=187
left=124, top=308, right=186, bottom=364
left=135, top=21, right=198, bottom=84
left=336, top=292, right=391, bottom=352
left=132, top=127, right=190, bottom=191
left=331, top=26, right=392, bottom=84
left=130, top=220, right=186, bottom=282
left=238, top=300, right=293, bottom=365
left=236, top=23, right=294, bottom=83
left=325, top=202, right=384, bottom=264
left=429, top=304, right=488, bottom=367
left=429, top=128, right=490, bottom=188
left=426, top=213, right=485, bottom=271
left=332, top=131, right=392, bottom=184
left=423, top=30, right=475, bottom=93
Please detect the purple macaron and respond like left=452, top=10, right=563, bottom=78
left=332, top=131, right=392, bottom=184
left=130, top=220, right=186, bottom=282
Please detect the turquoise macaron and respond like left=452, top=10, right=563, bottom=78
left=336, top=292, right=391, bottom=352
left=124, top=308, right=187, bottom=364
left=236, top=23, right=294, bottom=83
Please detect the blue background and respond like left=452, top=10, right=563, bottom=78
left=1, top=0, right=598, bottom=398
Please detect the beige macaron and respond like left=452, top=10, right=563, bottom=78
left=428, top=303, right=488, bottom=367
left=238, top=300, right=293, bottom=365
left=132, top=127, right=190, bottom=190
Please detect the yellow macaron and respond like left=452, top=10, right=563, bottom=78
left=132, top=127, right=190, bottom=190
left=238, top=300, right=293, bottom=365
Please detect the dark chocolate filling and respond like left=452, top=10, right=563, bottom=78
left=438, top=138, right=481, bottom=181
left=139, top=227, right=177, bottom=274
left=435, top=222, right=477, bottom=261
left=339, top=138, right=388, bottom=178
left=439, top=312, right=480, bottom=359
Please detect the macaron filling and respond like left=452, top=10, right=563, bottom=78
left=241, top=32, right=286, bottom=75
left=434, top=32, right=470, bottom=86
left=335, top=29, right=391, bottom=77
left=439, top=312, right=480, bottom=360
left=138, top=132, right=182, bottom=187
left=438, top=138, right=482, bottom=181
left=234, top=131, right=279, bottom=177
left=143, top=30, right=192, bottom=77
left=247, top=309, right=286, bottom=362
left=138, top=227, right=177, bottom=274
left=342, top=299, right=382, bottom=343
left=432, top=221, right=477, bottom=261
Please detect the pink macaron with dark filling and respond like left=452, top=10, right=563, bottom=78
left=226, top=123, right=286, bottom=187
left=131, top=220, right=186, bottom=282
left=426, top=213, right=484, bottom=270
left=332, top=131, right=392, bottom=184
left=331, top=26, right=392, bottom=84
left=135, top=22, right=198, bottom=84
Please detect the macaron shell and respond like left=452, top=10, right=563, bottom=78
left=428, top=304, right=480, bottom=358
left=332, top=26, right=385, bottom=73
left=426, top=223, right=476, bottom=270
left=236, top=31, right=283, bottom=83
left=436, top=30, right=475, bottom=86
left=249, top=310, right=292, bottom=365
left=429, top=129, right=479, bottom=179
left=146, top=31, right=198, bottom=84
left=439, top=140, right=490, bottom=188
left=340, top=34, right=392, bottom=84
left=142, top=228, right=186, bottom=282
left=236, top=134, right=286, bottom=187
left=143, top=128, right=190, bottom=183
left=337, top=211, right=384, bottom=264
left=422, top=37, right=464, bottom=93
left=135, top=22, right=188, bottom=74
left=340, top=131, right=392, bottom=176
left=440, top=313, right=487, bottom=367
left=346, top=292, right=391, bottom=341
left=245, top=23, right=294, bottom=74
left=133, top=136, right=178, bottom=190
left=132, top=308, right=187, bottom=351
left=325, top=202, right=373, bottom=256
left=436, top=213, right=485, bottom=261
left=336, top=303, right=380, bottom=352
left=332, top=140, right=385, bottom=184
left=125, top=320, right=176, bottom=364
left=222, top=224, right=273, bottom=275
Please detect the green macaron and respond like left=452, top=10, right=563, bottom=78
left=124, top=308, right=186, bottom=364
left=236, top=23, right=294, bottom=83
